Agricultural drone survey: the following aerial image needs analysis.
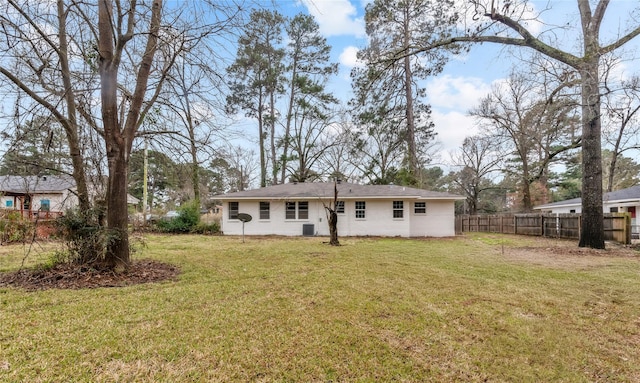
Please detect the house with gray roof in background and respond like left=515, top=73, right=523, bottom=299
left=214, top=182, right=465, bottom=237
left=534, top=184, right=640, bottom=235
left=0, top=175, right=77, bottom=219
left=0, top=175, right=140, bottom=220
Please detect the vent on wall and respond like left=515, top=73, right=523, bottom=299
left=302, top=224, right=315, bottom=236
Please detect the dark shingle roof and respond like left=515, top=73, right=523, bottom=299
left=0, top=175, right=76, bottom=194
left=214, top=182, right=464, bottom=200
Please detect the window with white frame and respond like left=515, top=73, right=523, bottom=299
left=259, top=201, right=270, bottom=219
left=298, top=201, right=309, bottom=219
left=285, top=201, right=309, bottom=220
left=355, top=201, right=366, bottom=219
left=286, top=202, right=296, bottom=219
left=336, top=200, right=345, bottom=214
left=228, top=202, right=239, bottom=219
left=414, top=202, right=426, bottom=214
left=393, top=201, right=404, bottom=218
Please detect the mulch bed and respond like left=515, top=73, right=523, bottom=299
left=0, top=260, right=180, bottom=291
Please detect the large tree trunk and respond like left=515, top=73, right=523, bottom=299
left=578, top=61, right=605, bottom=249
left=99, top=0, right=127, bottom=268
left=99, top=0, right=163, bottom=269
left=105, top=149, right=130, bottom=271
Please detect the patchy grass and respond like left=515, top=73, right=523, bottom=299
left=2, top=234, right=640, bottom=382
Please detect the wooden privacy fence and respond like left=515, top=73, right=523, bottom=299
left=456, top=213, right=632, bottom=244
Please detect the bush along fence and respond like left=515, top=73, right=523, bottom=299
left=0, top=210, right=59, bottom=244
left=455, top=213, right=632, bottom=245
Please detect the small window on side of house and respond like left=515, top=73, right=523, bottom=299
left=610, top=207, right=619, bottom=213
left=286, top=201, right=296, bottom=219
left=393, top=201, right=404, bottom=218
left=336, top=200, right=345, bottom=214
left=569, top=209, right=576, bottom=213
left=40, top=199, right=50, bottom=211
left=414, top=202, right=426, bottom=214
left=355, top=201, right=366, bottom=219
left=5, top=200, right=13, bottom=208
left=259, top=201, right=270, bottom=220
left=228, top=202, right=239, bottom=220
left=298, top=201, right=309, bottom=219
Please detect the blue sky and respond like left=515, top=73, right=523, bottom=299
left=272, top=0, right=640, bottom=165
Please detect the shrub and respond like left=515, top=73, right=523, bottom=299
left=54, top=208, right=106, bottom=265
left=0, top=211, right=35, bottom=244
left=191, top=221, right=221, bottom=235
left=155, top=201, right=200, bottom=233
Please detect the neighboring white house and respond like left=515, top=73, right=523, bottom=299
left=214, top=182, right=465, bottom=237
left=0, top=175, right=78, bottom=217
left=0, top=175, right=140, bottom=219
left=534, top=184, right=640, bottom=232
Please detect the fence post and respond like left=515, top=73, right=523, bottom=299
left=625, top=213, right=631, bottom=245
left=578, top=214, right=581, bottom=239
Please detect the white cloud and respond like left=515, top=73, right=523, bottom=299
left=431, top=110, right=478, bottom=164
left=301, top=0, right=366, bottom=38
left=338, top=46, right=363, bottom=68
left=427, top=75, right=492, bottom=112
left=425, top=74, right=495, bottom=164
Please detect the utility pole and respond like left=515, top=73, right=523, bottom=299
left=143, top=139, right=148, bottom=223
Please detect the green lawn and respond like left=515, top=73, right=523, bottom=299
left=2, top=234, right=640, bottom=382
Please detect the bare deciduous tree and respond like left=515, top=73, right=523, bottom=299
left=451, top=135, right=504, bottom=215
left=400, top=0, right=640, bottom=248
left=0, top=0, right=94, bottom=211
left=602, top=75, right=640, bottom=192
left=471, top=63, right=581, bottom=211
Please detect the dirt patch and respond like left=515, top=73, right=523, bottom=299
left=0, top=259, right=180, bottom=291
left=489, top=235, right=640, bottom=269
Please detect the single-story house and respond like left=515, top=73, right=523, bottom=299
left=214, top=182, right=465, bottom=237
left=0, top=175, right=140, bottom=219
left=534, top=184, right=640, bottom=232
left=0, top=175, right=78, bottom=218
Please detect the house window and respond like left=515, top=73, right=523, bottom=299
left=40, top=199, right=50, bottom=212
left=569, top=209, right=576, bottom=213
left=260, top=202, right=270, bottom=220
left=286, top=202, right=296, bottom=219
left=228, top=202, right=239, bottom=220
left=414, top=202, right=426, bottom=214
left=286, top=201, right=309, bottom=220
left=610, top=207, right=619, bottom=213
left=5, top=200, right=13, bottom=208
left=298, top=201, right=309, bottom=219
left=336, top=200, right=345, bottom=214
left=393, top=201, right=404, bottom=218
left=355, top=201, right=366, bottom=219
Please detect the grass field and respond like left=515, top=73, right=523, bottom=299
left=1, top=234, right=640, bottom=382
